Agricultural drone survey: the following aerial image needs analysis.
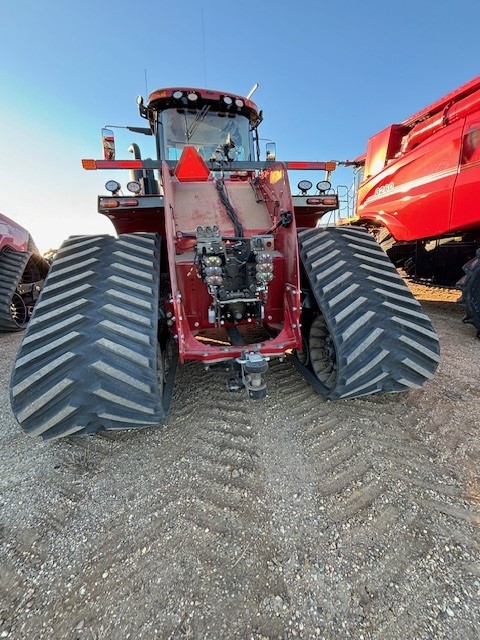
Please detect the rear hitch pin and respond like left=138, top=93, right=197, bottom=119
left=234, top=350, right=269, bottom=399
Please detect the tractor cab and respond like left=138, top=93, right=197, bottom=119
left=142, top=87, right=261, bottom=165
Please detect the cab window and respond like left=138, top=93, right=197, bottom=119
left=461, top=124, right=480, bottom=164
left=159, top=109, right=253, bottom=162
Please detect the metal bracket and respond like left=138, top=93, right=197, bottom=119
left=235, top=350, right=269, bottom=399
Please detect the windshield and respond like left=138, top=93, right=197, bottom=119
left=158, top=108, right=254, bottom=162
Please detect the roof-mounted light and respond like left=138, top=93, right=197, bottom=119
left=173, top=90, right=184, bottom=99
left=223, top=96, right=233, bottom=105
left=235, top=99, right=244, bottom=108
left=187, top=92, right=198, bottom=102
left=105, top=180, right=121, bottom=193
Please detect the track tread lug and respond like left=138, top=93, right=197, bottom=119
left=10, top=233, right=177, bottom=439
left=293, top=226, right=440, bottom=399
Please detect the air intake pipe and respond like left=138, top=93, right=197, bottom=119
left=128, top=143, right=158, bottom=194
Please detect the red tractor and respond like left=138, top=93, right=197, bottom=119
left=10, top=87, right=440, bottom=439
left=0, top=213, right=49, bottom=332
left=347, top=76, right=480, bottom=335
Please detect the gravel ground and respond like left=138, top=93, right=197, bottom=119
left=0, top=286, right=479, bottom=640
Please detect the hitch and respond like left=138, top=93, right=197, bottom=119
left=227, top=350, right=269, bottom=399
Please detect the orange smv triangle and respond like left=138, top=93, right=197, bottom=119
left=174, top=146, right=211, bottom=182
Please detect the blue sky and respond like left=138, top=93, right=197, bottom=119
left=1, top=0, right=479, bottom=252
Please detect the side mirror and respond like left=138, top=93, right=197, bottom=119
left=101, top=128, right=115, bottom=160
left=266, top=142, right=276, bottom=161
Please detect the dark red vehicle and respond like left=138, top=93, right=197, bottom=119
left=0, top=213, right=49, bottom=331
left=349, top=76, right=480, bottom=335
left=10, top=87, right=440, bottom=439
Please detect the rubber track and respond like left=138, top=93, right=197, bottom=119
left=10, top=233, right=168, bottom=439
left=457, top=248, right=480, bottom=337
left=0, top=247, right=31, bottom=332
left=292, top=226, right=440, bottom=399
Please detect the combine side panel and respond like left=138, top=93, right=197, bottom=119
left=10, top=233, right=173, bottom=439
left=292, top=226, right=440, bottom=398
left=0, top=248, right=31, bottom=331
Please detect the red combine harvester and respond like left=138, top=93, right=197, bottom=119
left=0, top=213, right=49, bottom=332
left=347, top=76, right=480, bottom=336
left=10, top=87, right=439, bottom=439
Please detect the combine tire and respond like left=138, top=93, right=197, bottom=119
left=10, top=233, right=177, bottom=440
left=0, top=248, right=31, bottom=331
left=292, top=226, right=440, bottom=399
left=457, top=249, right=480, bottom=337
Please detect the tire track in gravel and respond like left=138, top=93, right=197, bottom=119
left=257, top=357, right=480, bottom=639
left=155, top=361, right=293, bottom=639
left=10, top=361, right=292, bottom=639
left=2, top=298, right=480, bottom=639
left=258, top=362, right=360, bottom=638
left=0, top=423, right=185, bottom=638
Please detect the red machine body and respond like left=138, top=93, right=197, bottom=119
left=356, top=75, right=480, bottom=243
left=0, top=213, right=49, bottom=331
left=83, top=87, right=338, bottom=365
left=0, top=213, right=30, bottom=252
left=351, top=75, right=480, bottom=334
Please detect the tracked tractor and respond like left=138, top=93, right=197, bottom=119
left=0, top=213, right=49, bottom=332
left=344, top=75, right=480, bottom=337
left=10, top=87, right=440, bottom=439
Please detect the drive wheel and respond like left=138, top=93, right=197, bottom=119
left=10, top=292, right=28, bottom=328
left=294, top=312, right=338, bottom=395
left=0, top=248, right=30, bottom=332
left=309, top=314, right=337, bottom=391
left=157, top=331, right=178, bottom=412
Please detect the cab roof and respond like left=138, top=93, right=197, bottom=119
left=146, top=87, right=260, bottom=124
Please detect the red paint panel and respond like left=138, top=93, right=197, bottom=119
left=0, top=213, right=30, bottom=252
left=451, top=116, right=480, bottom=231
left=357, top=121, right=463, bottom=241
